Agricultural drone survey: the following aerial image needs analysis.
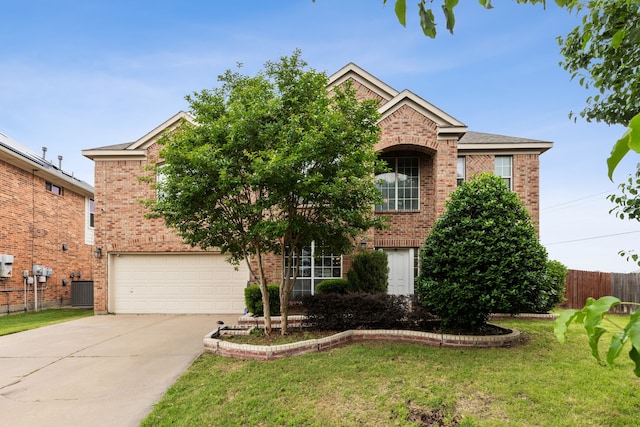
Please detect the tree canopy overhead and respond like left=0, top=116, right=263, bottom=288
left=146, top=50, right=386, bottom=334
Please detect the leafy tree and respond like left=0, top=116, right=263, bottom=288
left=416, top=173, right=548, bottom=332
left=146, top=50, right=385, bottom=335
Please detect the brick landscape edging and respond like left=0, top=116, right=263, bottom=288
left=203, top=326, right=522, bottom=361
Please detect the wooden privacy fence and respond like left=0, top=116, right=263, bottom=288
left=561, top=269, right=640, bottom=314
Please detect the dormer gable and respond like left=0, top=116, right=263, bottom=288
left=328, top=63, right=467, bottom=141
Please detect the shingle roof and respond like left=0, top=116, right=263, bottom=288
left=460, top=131, right=550, bottom=145
left=88, top=142, right=133, bottom=151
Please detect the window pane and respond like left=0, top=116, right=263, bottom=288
left=494, top=156, right=512, bottom=190
left=287, top=242, right=342, bottom=299
left=89, top=199, right=95, bottom=228
left=457, top=157, right=465, bottom=186
left=376, top=157, right=419, bottom=211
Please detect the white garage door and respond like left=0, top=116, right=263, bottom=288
left=110, top=253, right=249, bottom=314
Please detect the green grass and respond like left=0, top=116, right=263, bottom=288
left=0, top=308, right=93, bottom=336
left=142, top=317, right=640, bottom=426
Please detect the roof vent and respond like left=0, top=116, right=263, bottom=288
left=42, top=146, right=47, bottom=160
left=58, top=155, right=63, bottom=169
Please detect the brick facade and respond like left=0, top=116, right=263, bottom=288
left=84, top=64, right=551, bottom=312
left=0, top=144, right=94, bottom=314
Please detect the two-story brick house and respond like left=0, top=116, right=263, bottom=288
left=0, top=132, right=95, bottom=313
left=83, top=63, right=551, bottom=315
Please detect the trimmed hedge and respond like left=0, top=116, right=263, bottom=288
left=244, top=284, right=281, bottom=316
left=301, top=293, right=437, bottom=330
left=316, top=279, right=349, bottom=295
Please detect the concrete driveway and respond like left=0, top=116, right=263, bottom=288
left=0, top=314, right=238, bottom=427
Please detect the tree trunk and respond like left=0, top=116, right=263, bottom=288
left=280, top=285, right=289, bottom=336
left=279, top=245, right=300, bottom=335
left=255, top=249, right=271, bottom=335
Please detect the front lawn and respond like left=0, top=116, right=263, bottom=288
left=0, top=308, right=93, bottom=336
left=143, top=317, right=640, bottom=426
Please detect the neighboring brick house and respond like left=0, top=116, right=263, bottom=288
left=83, top=63, right=551, bottom=315
left=0, top=132, right=95, bottom=314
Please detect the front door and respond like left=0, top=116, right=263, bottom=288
left=384, top=248, right=414, bottom=295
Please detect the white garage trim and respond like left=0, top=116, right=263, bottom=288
left=109, top=253, right=249, bottom=314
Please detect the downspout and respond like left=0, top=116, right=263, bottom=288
left=31, top=169, right=37, bottom=311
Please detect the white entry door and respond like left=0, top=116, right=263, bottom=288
left=384, top=248, right=414, bottom=295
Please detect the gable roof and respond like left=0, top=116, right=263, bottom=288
left=328, top=63, right=467, bottom=139
left=328, top=62, right=399, bottom=102
left=0, top=131, right=94, bottom=196
left=459, top=131, right=552, bottom=153
left=82, top=111, right=194, bottom=160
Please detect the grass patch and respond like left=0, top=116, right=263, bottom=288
left=143, top=317, right=640, bottom=426
left=0, top=308, right=93, bottom=336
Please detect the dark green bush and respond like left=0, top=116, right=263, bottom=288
left=301, top=293, right=436, bottom=330
left=417, top=173, right=548, bottom=332
left=315, top=279, right=349, bottom=295
left=534, top=260, right=568, bottom=312
left=244, top=284, right=281, bottom=316
left=347, top=250, right=389, bottom=293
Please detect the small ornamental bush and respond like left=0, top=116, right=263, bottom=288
left=244, top=284, right=281, bottom=316
left=315, top=279, right=349, bottom=295
left=417, top=173, right=548, bottom=332
left=347, top=250, right=389, bottom=293
left=535, top=260, right=568, bottom=312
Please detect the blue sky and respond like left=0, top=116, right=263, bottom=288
left=2, top=1, right=638, bottom=272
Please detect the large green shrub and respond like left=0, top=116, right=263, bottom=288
left=244, top=284, right=281, bottom=316
left=315, top=279, right=349, bottom=295
left=347, top=250, right=389, bottom=293
left=416, top=173, right=548, bottom=332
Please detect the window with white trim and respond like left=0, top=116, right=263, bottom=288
left=286, top=242, right=342, bottom=300
left=156, top=163, right=167, bottom=200
left=494, top=155, right=512, bottom=190
left=375, top=157, right=419, bottom=211
left=84, top=197, right=95, bottom=245
left=89, top=198, right=95, bottom=228
left=456, top=156, right=466, bottom=186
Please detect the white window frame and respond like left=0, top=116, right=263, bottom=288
left=375, top=157, right=420, bottom=211
left=456, top=156, right=466, bottom=186
left=156, top=163, right=167, bottom=200
left=286, top=242, right=343, bottom=299
left=494, top=155, right=513, bottom=190
left=84, top=197, right=95, bottom=245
